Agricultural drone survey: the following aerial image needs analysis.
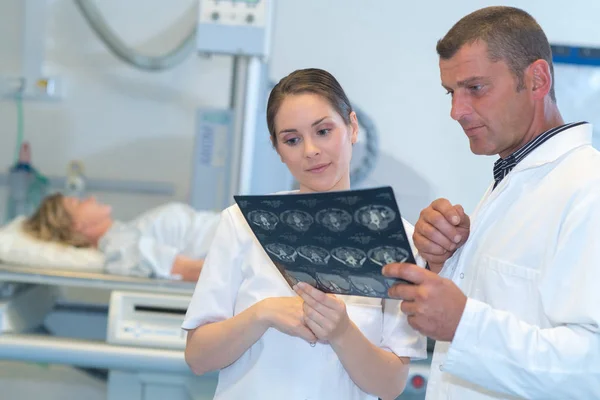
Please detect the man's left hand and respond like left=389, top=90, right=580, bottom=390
left=382, top=263, right=467, bottom=342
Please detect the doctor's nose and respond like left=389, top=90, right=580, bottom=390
left=450, top=94, right=473, bottom=121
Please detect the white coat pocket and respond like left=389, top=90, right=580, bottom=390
left=477, top=255, right=542, bottom=325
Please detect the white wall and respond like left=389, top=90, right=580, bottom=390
left=1, top=0, right=599, bottom=223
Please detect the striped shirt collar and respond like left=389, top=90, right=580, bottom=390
left=493, top=121, right=587, bottom=189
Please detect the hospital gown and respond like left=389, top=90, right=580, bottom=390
left=98, top=203, right=220, bottom=278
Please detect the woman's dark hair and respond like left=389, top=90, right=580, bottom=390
left=266, top=68, right=353, bottom=146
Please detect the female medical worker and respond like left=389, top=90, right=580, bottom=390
left=182, top=68, right=426, bottom=400
left=24, top=194, right=219, bottom=282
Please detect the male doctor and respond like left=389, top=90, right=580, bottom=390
left=383, top=6, right=600, bottom=399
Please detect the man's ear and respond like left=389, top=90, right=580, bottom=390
left=528, top=60, right=552, bottom=101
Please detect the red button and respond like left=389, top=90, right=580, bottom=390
left=411, top=374, right=425, bottom=389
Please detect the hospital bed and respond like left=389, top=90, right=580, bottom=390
left=0, top=203, right=219, bottom=398
left=0, top=263, right=195, bottom=295
left=0, top=262, right=219, bottom=399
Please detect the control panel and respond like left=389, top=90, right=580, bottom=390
left=197, top=0, right=272, bottom=58
left=107, top=291, right=190, bottom=350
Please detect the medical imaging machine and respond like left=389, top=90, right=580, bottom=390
left=0, top=1, right=275, bottom=399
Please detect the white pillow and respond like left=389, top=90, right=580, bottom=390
left=0, top=216, right=105, bottom=272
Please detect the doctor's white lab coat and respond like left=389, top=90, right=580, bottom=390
left=426, top=123, right=600, bottom=400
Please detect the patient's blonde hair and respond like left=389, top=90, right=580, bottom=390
left=23, top=193, right=91, bottom=247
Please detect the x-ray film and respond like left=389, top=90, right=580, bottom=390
left=234, top=186, right=415, bottom=298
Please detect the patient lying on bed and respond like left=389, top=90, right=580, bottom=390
left=22, top=193, right=220, bottom=282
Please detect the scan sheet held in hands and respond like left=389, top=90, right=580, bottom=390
left=234, top=186, right=415, bottom=299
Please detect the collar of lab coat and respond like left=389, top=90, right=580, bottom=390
left=510, top=122, right=593, bottom=174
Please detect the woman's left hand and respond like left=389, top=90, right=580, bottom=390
left=293, top=282, right=350, bottom=344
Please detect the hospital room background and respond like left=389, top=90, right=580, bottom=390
left=0, top=0, right=598, bottom=399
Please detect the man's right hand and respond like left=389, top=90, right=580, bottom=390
left=257, top=297, right=318, bottom=344
left=413, top=198, right=470, bottom=272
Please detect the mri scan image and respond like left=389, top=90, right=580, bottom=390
left=280, top=210, right=314, bottom=232
left=315, top=208, right=353, bottom=232
left=383, top=277, right=406, bottom=288
left=265, top=243, right=297, bottom=263
left=331, top=247, right=367, bottom=269
left=248, top=210, right=279, bottom=231
left=316, top=272, right=352, bottom=293
left=349, top=275, right=388, bottom=297
left=287, top=271, right=318, bottom=287
left=297, top=245, right=330, bottom=265
left=354, top=204, right=396, bottom=231
left=235, top=186, right=415, bottom=298
left=367, top=246, right=410, bottom=266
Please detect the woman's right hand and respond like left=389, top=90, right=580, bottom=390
left=256, top=297, right=318, bottom=343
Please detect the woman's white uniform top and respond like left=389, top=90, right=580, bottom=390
left=182, top=203, right=426, bottom=400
